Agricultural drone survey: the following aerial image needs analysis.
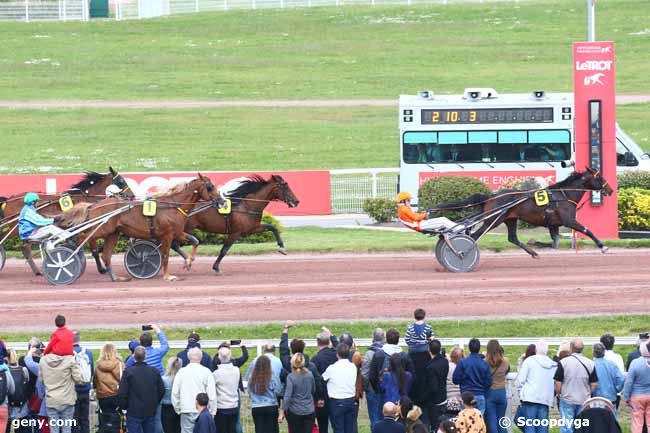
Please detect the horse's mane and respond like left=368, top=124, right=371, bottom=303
left=151, top=178, right=200, bottom=198
left=226, top=175, right=269, bottom=205
left=55, top=202, right=93, bottom=229
left=66, top=171, right=107, bottom=193
left=549, top=171, right=584, bottom=189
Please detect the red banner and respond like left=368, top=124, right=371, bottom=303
left=419, top=170, right=557, bottom=191
left=0, top=171, right=331, bottom=216
left=573, top=41, right=618, bottom=239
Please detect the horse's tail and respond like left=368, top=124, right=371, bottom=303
left=432, top=193, right=490, bottom=211
left=55, top=202, right=92, bottom=228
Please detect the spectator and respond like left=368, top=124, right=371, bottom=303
left=118, top=347, right=165, bottom=433
left=162, top=357, right=181, bottom=433
left=192, top=394, right=215, bottom=433
left=7, top=348, right=30, bottom=433
left=362, top=328, right=385, bottom=428
left=248, top=355, right=282, bottom=433
left=312, top=330, right=339, bottom=433
left=72, top=331, right=94, bottom=433
left=94, top=344, right=123, bottom=423
left=405, top=405, right=425, bottom=433
left=397, top=396, right=412, bottom=427
left=244, top=344, right=283, bottom=394
left=554, top=338, right=598, bottom=433
left=437, top=418, right=458, bottom=433
left=212, top=347, right=240, bottom=433
left=627, top=333, right=650, bottom=371
left=452, top=339, right=491, bottom=415
left=283, top=353, right=316, bottom=433
left=339, top=333, right=357, bottom=359
left=369, top=329, right=414, bottom=403
left=592, top=343, right=624, bottom=407
left=22, top=345, right=48, bottom=433
left=322, top=344, right=358, bottom=433
left=623, top=341, right=650, bottom=433
left=382, top=354, right=413, bottom=404
left=176, top=333, right=212, bottom=371
left=600, top=334, right=625, bottom=374
left=371, top=402, right=405, bottom=433
left=125, top=340, right=140, bottom=366
left=517, top=344, right=536, bottom=371
left=405, top=309, right=433, bottom=354
left=211, top=342, right=248, bottom=371
left=40, top=341, right=84, bottom=433
left=352, top=349, right=364, bottom=431
left=446, top=347, right=464, bottom=416
left=555, top=341, right=571, bottom=362
left=172, top=348, right=216, bottom=433
left=484, top=340, right=509, bottom=433
left=279, top=321, right=324, bottom=401
left=0, top=343, right=16, bottom=433
left=424, top=340, right=448, bottom=430
left=43, top=315, right=73, bottom=357
left=455, top=392, right=486, bottom=433
left=515, top=340, right=557, bottom=433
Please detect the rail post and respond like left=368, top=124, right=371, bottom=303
left=371, top=171, right=377, bottom=198
left=195, top=0, right=199, bottom=12
left=25, top=0, right=29, bottom=22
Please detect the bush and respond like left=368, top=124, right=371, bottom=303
left=362, top=198, right=397, bottom=223
left=618, top=188, right=650, bottom=230
left=418, top=176, right=491, bottom=221
left=618, top=171, right=650, bottom=190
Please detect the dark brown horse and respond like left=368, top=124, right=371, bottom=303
left=57, top=175, right=219, bottom=282
left=0, top=167, right=132, bottom=275
left=436, top=167, right=614, bottom=257
left=172, top=175, right=299, bottom=274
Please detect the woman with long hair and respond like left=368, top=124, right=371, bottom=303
left=283, top=353, right=315, bottom=433
left=248, top=356, right=282, bottom=433
left=7, top=349, right=30, bottom=433
left=381, top=353, right=413, bottom=404
left=94, top=344, right=123, bottom=415
left=484, top=340, right=510, bottom=433
left=446, top=347, right=464, bottom=416
left=162, top=357, right=182, bottom=433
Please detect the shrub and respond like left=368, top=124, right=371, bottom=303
left=362, top=198, right=397, bottom=223
left=618, top=188, right=650, bottom=230
left=618, top=171, right=650, bottom=190
left=418, top=176, right=491, bottom=221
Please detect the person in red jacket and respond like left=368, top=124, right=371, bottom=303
left=396, top=192, right=460, bottom=233
left=43, top=315, right=74, bottom=356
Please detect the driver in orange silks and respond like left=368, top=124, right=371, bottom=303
left=396, top=191, right=460, bottom=233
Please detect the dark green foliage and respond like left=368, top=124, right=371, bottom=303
left=362, top=198, right=397, bottom=223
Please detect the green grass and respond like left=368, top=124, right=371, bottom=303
left=0, top=104, right=648, bottom=173
left=0, top=0, right=649, bottom=100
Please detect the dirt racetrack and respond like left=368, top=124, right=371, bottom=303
left=2, top=248, right=649, bottom=330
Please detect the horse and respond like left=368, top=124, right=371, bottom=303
left=56, top=175, right=219, bottom=282
left=0, top=167, right=132, bottom=275
left=171, top=174, right=299, bottom=274
left=435, top=167, right=614, bottom=257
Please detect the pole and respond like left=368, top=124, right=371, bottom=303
left=587, top=0, right=595, bottom=41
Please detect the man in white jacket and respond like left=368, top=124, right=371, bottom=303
left=172, top=348, right=217, bottom=433
left=515, top=340, right=558, bottom=433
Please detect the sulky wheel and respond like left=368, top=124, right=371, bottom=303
left=0, top=245, right=5, bottom=272
left=124, top=240, right=162, bottom=279
left=42, top=246, right=82, bottom=285
left=434, top=236, right=445, bottom=264
left=437, top=234, right=480, bottom=273
left=77, top=249, right=87, bottom=278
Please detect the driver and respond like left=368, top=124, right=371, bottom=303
left=396, top=191, right=460, bottom=233
left=19, top=192, right=55, bottom=275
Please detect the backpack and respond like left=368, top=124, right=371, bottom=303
left=8, top=366, right=29, bottom=407
left=98, top=412, right=122, bottom=433
left=74, top=347, right=92, bottom=384
left=0, top=371, right=7, bottom=404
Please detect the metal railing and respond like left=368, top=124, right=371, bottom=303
left=330, top=168, right=398, bottom=214
left=0, top=0, right=88, bottom=21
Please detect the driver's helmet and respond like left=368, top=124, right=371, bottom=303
left=396, top=191, right=412, bottom=202
left=24, top=192, right=40, bottom=204
left=105, top=184, right=122, bottom=197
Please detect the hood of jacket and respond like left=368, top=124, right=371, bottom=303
left=43, top=354, right=66, bottom=369
left=530, top=354, right=557, bottom=369
left=97, top=358, right=120, bottom=372
left=382, top=344, right=403, bottom=356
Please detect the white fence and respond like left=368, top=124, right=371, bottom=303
left=0, top=0, right=88, bottom=20
left=331, top=168, right=398, bottom=214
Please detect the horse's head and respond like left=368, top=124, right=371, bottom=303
left=270, top=175, right=299, bottom=208
left=583, top=167, right=614, bottom=196
left=195, top=174, right=224, bottom=205
left=109, top=167, right=134, bottom=198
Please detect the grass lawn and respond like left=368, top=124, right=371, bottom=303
left=0, top=104, right=648, bottom=173
left=0, top=0, right=649, bottom=100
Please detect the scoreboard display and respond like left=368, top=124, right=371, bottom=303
left=420, top=108, right=554, bottom=124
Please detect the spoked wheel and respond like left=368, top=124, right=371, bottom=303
left=42, top=246, right=82, bottom=285
left=124, top=240, right=162, bottom=279
left=0, top=245, right=5, bottom=272
left=77, top=249, right=87, bottom=277
left=436, top=234, right=480, bottom=273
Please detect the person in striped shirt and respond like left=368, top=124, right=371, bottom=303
left=405, top=309, right=434, bottom=354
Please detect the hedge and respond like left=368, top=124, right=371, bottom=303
left=618, top=188, right=650, bottom=230
left=362, top=198, right=397, bottom=223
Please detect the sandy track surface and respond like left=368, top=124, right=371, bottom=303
left=1, top=249, right=649, bottom=330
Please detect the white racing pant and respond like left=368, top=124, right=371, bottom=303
left=28, top=225, right=67, bottom=242
left=419, top=217, right=462, bottom=232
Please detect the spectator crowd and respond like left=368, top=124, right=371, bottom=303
left=0, top=311, right=649, bottom=433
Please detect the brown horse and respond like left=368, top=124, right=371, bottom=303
left=57, top=175, right=219, bottom=282
left=435, top=167, right=614, bottom=257
left=172, top=175, right=299, bottom=274
left=0, top=167, right=132, bottom=275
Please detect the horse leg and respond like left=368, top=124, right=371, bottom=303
left=505, top=219, right=539, bottom=258
left=212, top=234, right=241, bottom=275
left=22, top=241, right=42, bottom=276
left=89, top=239, right=107, bottom=274
left=160, top=237, right=177, bottom=282
left=171, top=239, right=189, bottom=261
left=549, top=226, right=560, bottom=249
left=102, top=233, right=129, bottom=282
left=248, top=224, right=286, bottom=254
left=178, top=232, right=199, bottom=271
left=563, top=219, right=608, bottom=253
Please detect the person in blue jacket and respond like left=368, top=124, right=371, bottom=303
left=452, top=338, right=492, bottom=415
left=19, top=192, right=55, bottom=275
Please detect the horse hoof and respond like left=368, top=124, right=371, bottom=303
left=34, top=271, right=43, bottom=276
left=601, top=246, right=609, bottom=254
left=163, top=275, right=178, bottom=282
left=113, top=276, right=131, bottom=282
left=183, top=262, right=191, bottom=271
left=98, top=268, right=108, bottom=275
left=531, top=254, right=540, bottom=259
left=278, top=247, right=287, bottom=255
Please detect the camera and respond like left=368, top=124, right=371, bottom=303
left=230, top=340, right=242, bottom=346
left=142, top=325, right=153, bottom=331
left=463, top=87, right=498, bottom=101
left=533, top=90, right=546, bottom=99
